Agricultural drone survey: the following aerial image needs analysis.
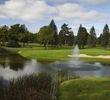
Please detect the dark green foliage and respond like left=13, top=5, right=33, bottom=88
left=8, top=24, right=29, bottom=47
left=49, top=19, right=58, bottom=47
left=76, top=24, right=88, bottom=48
left=6, top=40, right=20, bottom=47
left=37, top=26, right=54, bottom=49
left=67, top=31, right=74, bottom=46
left=18, top=32, right=32, bottom=45
left=88, top=26, right=97, bottom=48
left=0, top=25, right=9, bottom=46
left=108, top=36, right=110, bottom=47
left=58, top=23, right=72, bottom=48
left=100, top=24, right=110, bottom=48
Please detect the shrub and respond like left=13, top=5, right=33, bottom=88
left=6, top=40, right=20, bottom=47
left=4, top=73, right=53, bottom=100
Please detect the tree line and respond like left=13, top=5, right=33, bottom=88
left=0, top=19, right=110, bottom=49
left=0, top=24, right=36, bottom=47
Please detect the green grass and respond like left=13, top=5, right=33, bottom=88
left=19, top=49, right=72, bottom=61
left=80, top=48, right=110, bottom=56
left=4, top=46, right=110, bottom=64
left=57, top=78, right=110, bottom=100
left=19, top=48, right=110, bottom=64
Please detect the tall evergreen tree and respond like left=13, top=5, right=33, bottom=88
left=67, top=31, right=74, bottom=46
left=87, top=26, right=97, bottom=48
left=49, top=19, right=58, bottom=47
left=59, top=23, right=71, bottom=48
left=101, top=24, right=110, bottom=49
left=76, top=24, right=88, bottom=48
left=98, top=34, right=102, bottom=46
left=108, top=36, right=110, bottom=47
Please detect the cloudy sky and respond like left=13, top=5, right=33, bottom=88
left=0, top=0, right=110, bottom=36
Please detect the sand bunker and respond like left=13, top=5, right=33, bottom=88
left=68, top=54, right=110, bottom=59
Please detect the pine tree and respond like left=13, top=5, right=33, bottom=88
left=59, top=23, right=71, bottom=48
left=76, top=24, right=88, bottom=49
left=49, top=19, right=58, bottom=47
left=87, top=26, right=97, bottom=48
left=67, top=31, right=74, bottom=46
left=108, top=35, right=110, bottom=47
left=101, top=24, right=110, bottom=49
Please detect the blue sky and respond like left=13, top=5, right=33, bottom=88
left=0, top=0, right=110, bottom=36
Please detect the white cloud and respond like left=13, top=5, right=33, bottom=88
left=78, top=0, right=110, bottom=5
left=53, top=3, right=86, bottom=21
left=53, top=3, right=105, bottom=24
left=46, top=0, right=73, bottom=3
left=0, top=0, right=109, bottom=35
left=0, top=0, right=56, bottom=22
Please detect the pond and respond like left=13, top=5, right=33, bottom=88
left=0, top=54, right=110, bottom=82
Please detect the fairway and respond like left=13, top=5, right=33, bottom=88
left=19, top=49, right=72, bottom=61
left=80, top=48, right=110, bottom=56
left=18, top=48, right=110, bottom=64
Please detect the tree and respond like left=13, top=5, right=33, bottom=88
left=18, top=32, right=32, bottom=46
left=0, top=25, right=8, bottom=46
left=8, top=24, right=29, bottom=47
left=108, top=36, right=110, bottom=47
left=76, top=24, right=88, bottom=49
left=97, top=34, right=102, bottom=46
left=87, top=26, right=97, bottom=48
left=59, top=23, right=71, bottom=48
left=49, top=19, right=58, bottom=47
left=58, top=30, right=65, bottom=47
left=67, top=31, right=74, bottom=46
left=37, top=26, right=54, bottom=49
left=101, top=24, right=110, bottom=49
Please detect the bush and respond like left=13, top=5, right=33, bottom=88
left=3, top=73, right=53, bottom=100
left=0, top=71, right=75, bottom=100
left=6, top=40, right=20, bottom=47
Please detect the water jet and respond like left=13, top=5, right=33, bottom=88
left=51, top=45, right=101, bottom=71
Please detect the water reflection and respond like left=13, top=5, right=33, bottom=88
left=0, top=55, right=55, bottom=81
left=0, top=54, right=110, bottom=82
left=73, top=63, right=110, bottom=77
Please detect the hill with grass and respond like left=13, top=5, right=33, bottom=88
left=57, top=78, right=110, bottom=100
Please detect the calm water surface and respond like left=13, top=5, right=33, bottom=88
left=0, top=54, right=110, bottom=82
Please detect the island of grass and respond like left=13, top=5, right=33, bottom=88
left=56, top=77, right=110, bottom=100
left=20, top=48, right=110, bottom=64
left=4, top=45, right=110, bottom=64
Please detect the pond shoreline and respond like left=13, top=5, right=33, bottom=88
left=1, top=47, right=110, bottom=65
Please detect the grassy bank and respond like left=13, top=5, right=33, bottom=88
left=3, top=46, right=110, bottom=64
left=80, top=48, right=110, bottom=56
left=18, top=48, right=110, bottom=64
left=19, top=49, right=71, bottom=61
left=57, top=78, right=110, bottom=100
left=80, top=57, right=110, bottom=65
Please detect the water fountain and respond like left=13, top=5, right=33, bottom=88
left=69, top=44, right=79, bottom=67
left=51, top=45, right=101, bottom=71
